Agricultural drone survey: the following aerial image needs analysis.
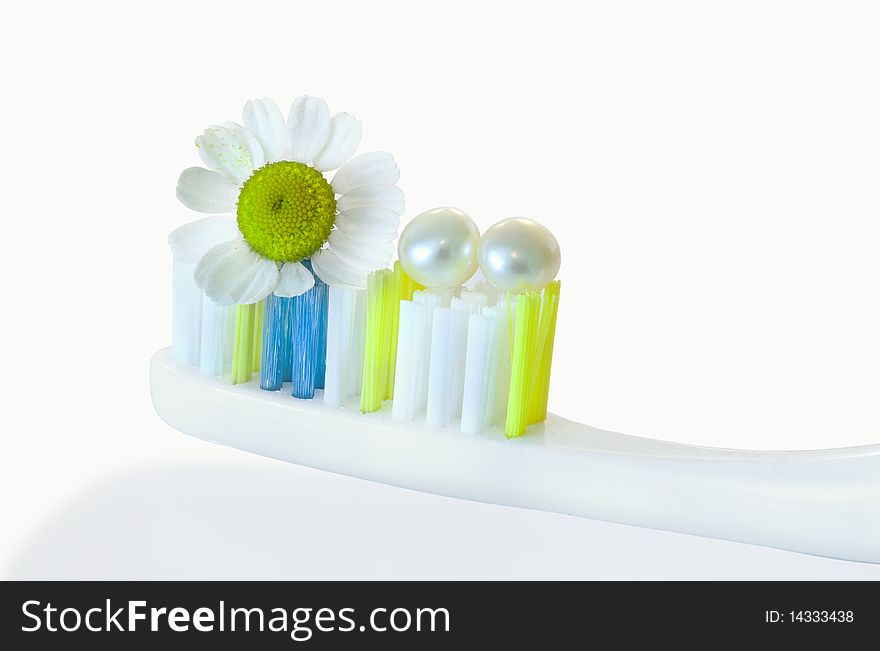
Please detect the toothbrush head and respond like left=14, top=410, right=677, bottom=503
left=169, top=94, right=562, bottom=439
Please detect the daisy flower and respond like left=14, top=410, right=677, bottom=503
left=172, top=95, right=404, bottom=305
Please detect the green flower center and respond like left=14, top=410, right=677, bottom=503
left=236, top=161, right=336, bottom=262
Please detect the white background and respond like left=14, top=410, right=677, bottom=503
left=2, top=0, right=880, bottom=578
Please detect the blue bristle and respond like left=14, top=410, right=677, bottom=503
left=258, top=260, right=329, bottom=399
left=260, top=294, right=293, bottom=391
left=281, top=297, right=293, bottom=382
left=314, top=276, right=329, bottom=389
left=290, top=281, right=328, bottom=399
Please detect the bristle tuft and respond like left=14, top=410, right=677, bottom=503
left=290, top=280, right=328, bottom=399
left=324, top=285, right=366, bottom=408
left=260, top=294, right=293, bottom=391
left=314, top=284, right=329, bottom=389
left=199, top=297, right=235, bottom=377
left=503, top=281, right=561, bottom=437
left=172, top=260, right=202, bottom=366
left=231, top=301, right=263, bottom=384
left=385, top=261, right=423, bottom=400
left=461, top=303, right=511, bottom=434
left=426, top=298, right=476, bottom=428
left=392, top=290, right=441, bottom=421
left=504, top=292, right=540, bottom=437
left=528, top=280, right=561, bottom=424
left=361, top=268, right=396, bottom=413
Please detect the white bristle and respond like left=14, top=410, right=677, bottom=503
left=324, top=285, right=366, bottom=408
left=485, top=303, right=512, bottom=427
left=199, top=297, right=235, bottom=377
left=460, top=312, right=494, bottom=434
left=349, top=289, right=367, bottom=398
left=324, top=285, right=351, bottom=407
left=425, top=300, right=471, bottom=428
left=392, top=290, right=442, bottom=420
left=412, top=291, right=442, bottom=412
left=460, top=303, right=513, bottom=434
left=450, top=297, right=482, bottom=416
left=426, top=308, right=454, bottom=427
left=172, top=259, right=202, bottom=367
left=391, top=299, right=423, bottom=421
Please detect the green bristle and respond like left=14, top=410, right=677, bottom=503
left=251, top=298, right=263, bottom=373
left=361, top=269, right=395, bottom=413
left=505, top=291, right=541, bottom=438
left=231, top=301, right=263, bottom=384
left=231, top=303, right=253, bottom=384
left=504, top=281, right=561, bottom=437
left=385, top=261, right=423, bottom=400
left=527, top=281, right=560, bottom=424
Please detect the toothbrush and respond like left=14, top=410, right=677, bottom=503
left=153, top=95, right=880, bottom=564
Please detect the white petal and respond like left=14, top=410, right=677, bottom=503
left=330, top=228, right=396, bottom=244
left=286, top=95, right=331, bottom=164
left=196, top=124, right=263, bottom=183
left=167, top=216, right=240, bottom=263
left=275, top=261, right=315, bottom=297
left=312, top=112, right=362, bottom=171
left=328, top=230, right=395, bottom=270
left=194, top=240, right=244, bottom=299
left=243, top=97, right=286, bottom=163
left=330, top=151, right=400, bottom=195
left=311, top=249, right=369, bottom=288
left=229, top=258, right=280, bottom=305
left=335, top=207, right=400, bottom=238
left=336, top=184, right=405, bottom=215
left=224, top=122, right=265, bottom=170
left=176, top=167, right=239, bottom=214
left=195, top=240, right=279, bottom=305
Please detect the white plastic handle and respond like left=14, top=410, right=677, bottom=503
left=150, top=347, right=880, bottom=563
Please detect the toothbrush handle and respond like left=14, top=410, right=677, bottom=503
left=542, top=415, right=880, bottom=563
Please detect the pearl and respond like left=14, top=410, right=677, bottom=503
left=478, top=218, right=561, bottom=293
left=398, top=207, right=480, bottom=289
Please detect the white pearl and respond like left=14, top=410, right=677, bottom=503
left=398, top=207, right=480, bottom=289
left=478, top=217, right=561, bottom=293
